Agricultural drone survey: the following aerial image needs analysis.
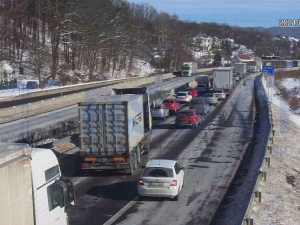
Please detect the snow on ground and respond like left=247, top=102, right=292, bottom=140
left=251, top=76, right=300, bottom=225
left=281, top=78, right=300, bottom=91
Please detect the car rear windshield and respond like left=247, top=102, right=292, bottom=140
left=178, top=112, right=193, bottom=117
left=191, top=99, right=203, bottom=104
left=204, top=93, right=213, bottom=97
left=143, top=167, right=174, bottom=177
left=197, top=84, right=206, bottom=87
left=163, top=99, right=173, bottom=103
left=177, top=93, right=186, bottom=96
left=214, top=90, right=222, bottom=93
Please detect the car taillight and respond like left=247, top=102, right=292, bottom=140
left=159, top=106, right=163, bottom=109
left=171, top=180, right=177, bottom=186
left=139, top=179, right=144, bottom=185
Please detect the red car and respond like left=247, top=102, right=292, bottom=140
left=185, top=87, right=197, bottom=97
left=162, top=99, right=180, bottom=112
left=175, top=109, right=201, bottom=128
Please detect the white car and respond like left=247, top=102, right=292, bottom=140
left=213, top=89, right=226, bottom=100
left=176, top=91, right=192, bottom=103
left=137, top=160, right=185, bottom=201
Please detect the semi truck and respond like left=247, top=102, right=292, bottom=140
left=213, top=67, right=234, bottom=94
left=181, top=62, right=198, bottom=77
left=0, top=143, right=75, bottom=225
left=235, top=63, right=247, bottom=78
left=79, top=87, right=152, bottom=175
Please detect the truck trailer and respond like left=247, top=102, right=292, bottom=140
left=195, top=75, right=211, bottom=89
left=235, top=63, right=247, bottom=78
left=79, top=87, right=152, bottom=174
left=181, top=62, right=198, bottom=77
left=213, top=67, right=234, bottom=94
left=0, top=143, right=75, bottom=225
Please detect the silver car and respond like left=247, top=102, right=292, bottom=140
left=151, top=103, right=169, bottom=119
left=202, top=93, right=218, bottom=106
left=190, top=97, right=210, bottom=115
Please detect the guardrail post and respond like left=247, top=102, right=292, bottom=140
left=244, top=218, right=254, bottom=225
left=267, top=145, right=273, bottom=154
left=259, top=169, right=267, bottom=182
left=271, top=129, right=275, bottom=136
left=271, top=123, right=274, bottom=129
left=254, top=189, right=262, bottom=203
left=265, top=157, right=271, bottom=167
left=269, top=136, right=274, bottom=144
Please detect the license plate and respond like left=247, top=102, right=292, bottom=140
left=151, top=182, right=163, bottom=186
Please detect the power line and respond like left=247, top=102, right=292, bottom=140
left=129, top=0, right=300, bottom=4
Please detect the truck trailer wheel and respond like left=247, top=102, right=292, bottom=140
left=124, top=156, right=135, bottom=175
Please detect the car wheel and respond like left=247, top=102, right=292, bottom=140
left=194, top=123, right=197, bottom=129
left=173, top=190, right=179, bottom=201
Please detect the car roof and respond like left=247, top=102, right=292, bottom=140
left=145, top=159, right=176, bottom=168
left=178, top=91, right=188, bottom=94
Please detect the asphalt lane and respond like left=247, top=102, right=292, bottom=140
left=63, top=98, right=224, bottom=225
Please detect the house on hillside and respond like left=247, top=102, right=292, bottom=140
left=0, top=61, right=14, bottom=81
left=221, top=55, right=232, bottom=66
left=231, top=54, right=255, bottom=66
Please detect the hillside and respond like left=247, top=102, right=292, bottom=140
left=244, top=27, right=300, bottom=38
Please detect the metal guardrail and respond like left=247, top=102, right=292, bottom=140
left=242, top=75, right=274, bottom=225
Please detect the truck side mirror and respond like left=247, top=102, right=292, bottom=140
left=56, top=177, right=76, bottom=209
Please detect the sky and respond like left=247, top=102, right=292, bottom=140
left=127, top=0, right=300, bottom=27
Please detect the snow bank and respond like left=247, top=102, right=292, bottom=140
left=251, top=76, right=300, bottom=225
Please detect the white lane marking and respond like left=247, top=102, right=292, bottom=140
left=103, top=196, right=138, bottom=225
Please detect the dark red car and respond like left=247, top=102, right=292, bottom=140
left=162, top=99, right=180, bottom=112
left=175, top=109, right=201, bottom=128
left=185, top=87, right=197, bottom=97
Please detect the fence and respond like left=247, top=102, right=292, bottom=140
left=242, top=75, right=275, bottom=225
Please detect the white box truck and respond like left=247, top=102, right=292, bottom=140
left=79, top=87, right=152, bottom=175
left=256, top=61, right=262, bottom=71
left=0, top=143, right=75, bottom=225
left=213, top=67, right=234, bottom=94
left=181, top=62, right=198, bottom=77
left=235, top=63, right=247, bottom=78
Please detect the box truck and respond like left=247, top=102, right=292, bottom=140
left=235, top=63, right=247, bottom=78
left=0, top=143, right=75, bottom=225
left=213, top=67, right=234, bottom=94
left=79, top=87, right=152, bottom=175
left=255, top=61, right=262, bottom=71
left=181, top=62, right=198, bottom=77
left=196, top=75, right=211, bottom=89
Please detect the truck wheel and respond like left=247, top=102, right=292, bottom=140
left=136, top=146, right=141, bottom=164
left=124, top=156, right=134, bottom=175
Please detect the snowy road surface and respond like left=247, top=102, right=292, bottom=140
left=62, top=73, right=259, bottom=225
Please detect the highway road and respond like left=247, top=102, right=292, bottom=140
left=0, top=76, right=198, bottom=142
left=59, top=73, right=260, bottom=225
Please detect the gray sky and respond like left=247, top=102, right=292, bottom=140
left=127, top=0, right=300, bottom=27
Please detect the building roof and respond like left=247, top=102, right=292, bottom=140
left=237, top=54, right=253, bottom=61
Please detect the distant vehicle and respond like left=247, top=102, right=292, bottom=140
left=185, top=87, right=197, bottom=97
left=138, top=159, right=185, bottom=201
left=213, top=67, right=234, bottom=94
left=213, top=89, right=226, bottom=100
left=202, top=93, right=218, bottom=106
left=195, top=84, right=209, bottom=95
left=175, top=109, right=201, bottom=128
left=162, top=98, right=180, bottom=112
left=196, top=75, right=211, bottom=89
left=190, top=97, right=210, bottom=115
left=79, top=87, right=152, bottom=175
left=250, top=66, right=258, bottom=73
left=0, top=143, right=75, bottom=225
left=176, top=91, right=192, bottom=103
left=255, top=61, right=262, bottom=71
left=181, top=62, right=198, bottom=77
left=151, top=103, right=170, bottom=119
left=235, top=63, right=247, bottom=78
